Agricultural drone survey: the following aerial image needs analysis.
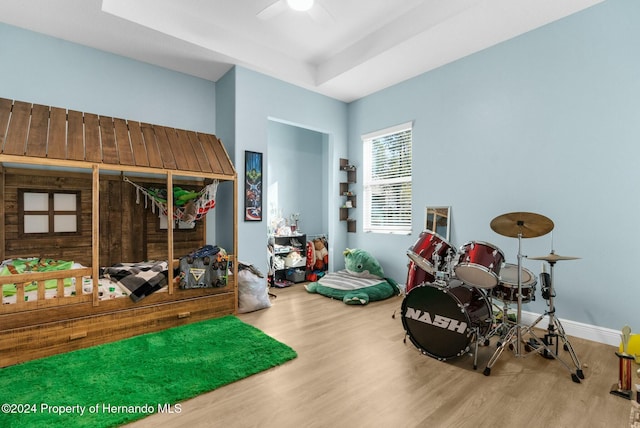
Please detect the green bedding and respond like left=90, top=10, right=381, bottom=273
left=1, top=258, right=75, bottom=297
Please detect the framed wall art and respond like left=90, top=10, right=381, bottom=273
left=244, top=151, right=263, bottom=221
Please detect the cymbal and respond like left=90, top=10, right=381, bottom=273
left=490, top=212, right=554, bottom=238
left=528, top=253, right=581, bottom=262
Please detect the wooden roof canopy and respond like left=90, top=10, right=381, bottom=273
left=0, top=97, right=235, bottom=179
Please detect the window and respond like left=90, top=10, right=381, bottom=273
left=19, top=190, right=80, bottom=235
left=158, top=214, right=197, bottom=231
left=362, top=122, right=413, bottom=234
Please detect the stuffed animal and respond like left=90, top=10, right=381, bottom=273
left=313, top=238, right=329, bottom=271
left=305, top=248, right=399, bottom=305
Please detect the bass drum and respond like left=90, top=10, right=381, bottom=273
left=401, top=282, right=491, bottom=360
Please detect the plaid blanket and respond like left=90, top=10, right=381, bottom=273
left=102, top=261, right=168, bottom=302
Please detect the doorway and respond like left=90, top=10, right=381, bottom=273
left=266, top=120, right=329, bottom=237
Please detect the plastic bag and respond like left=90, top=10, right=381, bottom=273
left=238, top=265, right=271, bottom=313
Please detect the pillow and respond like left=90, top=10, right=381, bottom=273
left=237, top=267, right=271, bottom=313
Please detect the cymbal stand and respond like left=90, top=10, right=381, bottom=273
left=526, top=257, right=584, bottom=381
left=483, top=232, right=581, bottom=382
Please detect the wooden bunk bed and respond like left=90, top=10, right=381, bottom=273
left=0, top=97, right=238, bottom=367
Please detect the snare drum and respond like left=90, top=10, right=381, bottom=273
left=491, top=263, right=537, bottom=303
left=454, top=241, right=505, bottom=289
left=402, top=282, right=491, bottom=360
left=407, top=230, right=456, bottom=275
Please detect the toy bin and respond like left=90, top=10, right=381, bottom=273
left=285, top=268, right=307, bottom=283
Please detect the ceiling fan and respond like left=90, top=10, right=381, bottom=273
left=257, top=0, right=334, bottom=25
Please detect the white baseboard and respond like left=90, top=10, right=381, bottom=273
left=520, top=310, right=621, bottom=348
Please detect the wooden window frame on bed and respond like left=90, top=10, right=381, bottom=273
left=18, top=189, right=81, bottom=237
left=157, top=213, right=198, bottom=232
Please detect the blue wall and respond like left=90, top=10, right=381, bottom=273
left=214, top=68, right=236, bottom=251
left=267, top=121, right=327, bottom=237
left=230, top=67, right=348, bottom=273
left=347, top=0, right=640, bottom=331
left=0, top=23, right=215, bottom=133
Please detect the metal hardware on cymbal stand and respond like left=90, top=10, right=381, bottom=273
left=483, top=228, right=526, bottom=374
left=483, top=212, right=555, bottom=377
left=526, top=251, right=584, bottom=382
left=494, top=299, right=514, bottom=337
left=481, top=270, right=517, bottom=355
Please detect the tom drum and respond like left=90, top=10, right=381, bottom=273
left=407, top=230, right=456, bottom=275
left=454, top=241, right=505, bottom=289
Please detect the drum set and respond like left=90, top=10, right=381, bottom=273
left=400, top=212, right=585, bottom=383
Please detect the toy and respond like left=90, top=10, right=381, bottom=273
left=305, top=248, right=399, bottom=305
left=313, top=238, right=329, bottom=271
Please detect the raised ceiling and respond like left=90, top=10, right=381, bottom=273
left=0, top=0, right=603, bottom=102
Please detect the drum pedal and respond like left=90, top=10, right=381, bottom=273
left=527, top=335, right=558, bottom=359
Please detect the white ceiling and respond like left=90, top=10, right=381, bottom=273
left=0, top=0, right=603, bottom=102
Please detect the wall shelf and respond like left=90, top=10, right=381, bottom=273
left=339, top=158, right=356, bottom=233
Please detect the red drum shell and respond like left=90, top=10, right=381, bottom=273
left=454, top=241, right=505, bottom=289
left=407, top=230, right=455, bottom=275
left=405, top=260, right=435, bottom=294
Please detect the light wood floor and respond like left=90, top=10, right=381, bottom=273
left=127, top=285, right=637, bottom=428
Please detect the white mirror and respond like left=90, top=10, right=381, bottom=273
left=425, top=206, right=451, bottom=241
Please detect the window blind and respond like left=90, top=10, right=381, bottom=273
left=363, top=123, right=412, bottom=234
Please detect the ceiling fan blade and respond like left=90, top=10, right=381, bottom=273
left=308, top=2, right=335, bottom=25
left=257, top=0, right=287, bottom=20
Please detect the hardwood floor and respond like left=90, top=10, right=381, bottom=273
left=127, top=284, right=637, bottom=428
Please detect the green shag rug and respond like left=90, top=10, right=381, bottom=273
left=0, top=315, right=297, bottom=428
